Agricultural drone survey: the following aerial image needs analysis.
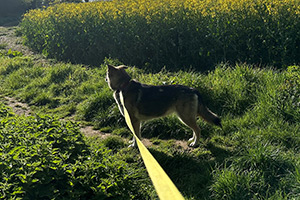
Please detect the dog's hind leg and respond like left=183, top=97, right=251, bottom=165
left=176, top=98, right=201, bottom=147
left=178, top=115, right=201, bottom=147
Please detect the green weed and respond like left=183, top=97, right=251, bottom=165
left=0, top=43, right=7, bottom=49
left=0, top=108, right=153, bottom=199
left=101, top=135, right=126, bottom=151
left=0, top=102, right=14, bottom=117
left=111, top=127, right=131, bottom=138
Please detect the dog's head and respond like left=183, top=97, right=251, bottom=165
left=106, top=65, right=131, bottom=90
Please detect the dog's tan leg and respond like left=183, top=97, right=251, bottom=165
left=178, top=116, right=201, bottom=147
left=113, top=91, right=125, bottom=116
left=128, top=117, right=141, bottom=148
left=176, top=97, right=201, bottom=147
left=188, top=132, right=196, bottom=142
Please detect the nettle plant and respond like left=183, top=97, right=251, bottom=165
left=0, top=105, right=151, bottom=199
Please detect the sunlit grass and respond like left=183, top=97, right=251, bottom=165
left=0, top=53, right=299, bottom=199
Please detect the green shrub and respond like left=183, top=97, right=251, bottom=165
left=0, top=49, right=23, bottom=58
left=21, top=0, right=300, bottom=71
left=0, top=114, right=153, bottom=199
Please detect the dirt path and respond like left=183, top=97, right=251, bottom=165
left=2, top=96, right=115, bottom=140
left=2, top=96, right=191, bottom=148
left=3, top=96, right=32, bottom=116
left=0, top=26, right=34, bottom=56
left=3, top=95, right=156, bottom=146
left=0, top=24, right=109, bottom=139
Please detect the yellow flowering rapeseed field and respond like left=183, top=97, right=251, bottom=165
left=21, top=0, right=300, bottom=70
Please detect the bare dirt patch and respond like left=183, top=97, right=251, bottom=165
left=0, top=26, right=34, bottom=56
left=3, top=96, right=32, bottom=116
left=80, top=125, right=111, bottom=138
left=3, top=95, right=189, bottom=148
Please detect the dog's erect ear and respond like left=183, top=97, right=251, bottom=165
left=116, top=65, right=128, bottom=70
left=107, top=64, right=117, bottom=71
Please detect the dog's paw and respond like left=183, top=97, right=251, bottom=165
left=128, top=140, right=138, bottom=148
left=128, top=143, right=136, bottom=148
left=188, top=140, right=200, bottom=147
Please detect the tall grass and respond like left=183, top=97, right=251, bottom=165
left=21, top=0, right=300, bottom=71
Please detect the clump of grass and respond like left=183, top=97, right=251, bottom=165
left=76, top=90, right=115, bottom=123
left=0, top=56, right=32, bottom=76
left=112, top=127, right=131, bottom=138
left=210, top=142, right=296, bottom=199
left=101, top=135, right=126, bottom=151
left=141, top=116, right=191, bottom=140
left=0, top=43, right=7, bottom=49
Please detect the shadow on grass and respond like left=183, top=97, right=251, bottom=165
left=148, top=142, right=232, bottom=199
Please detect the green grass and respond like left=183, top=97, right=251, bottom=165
left=0, top=52, right=299, bottom=199
left=0, top=44, right=7, bottom=49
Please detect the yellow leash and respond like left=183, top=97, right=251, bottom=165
left=119, top=92, right=185, bottom=200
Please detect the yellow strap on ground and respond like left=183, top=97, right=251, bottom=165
left=119, top=92, right=185, bottom=200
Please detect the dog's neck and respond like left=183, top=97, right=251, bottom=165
left=118, top=79, right=131, bottom=91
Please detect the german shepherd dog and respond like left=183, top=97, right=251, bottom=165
left=106, top=65, right=222, bottom=147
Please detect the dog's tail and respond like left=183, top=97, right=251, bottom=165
left=196, top=93, right=222, bottom=128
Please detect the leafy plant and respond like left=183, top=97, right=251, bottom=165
left=0, top=113, right=153, bottom=199
left=21, top=0, right=300, bottom=71
left=0, top=103, right=14, bottom=118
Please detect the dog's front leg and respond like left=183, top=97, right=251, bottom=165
left=113, top=91, right=125, bottom=116
left=117, top=92, right=141, bottom=148
left=128, top=118, right=141, bottom=148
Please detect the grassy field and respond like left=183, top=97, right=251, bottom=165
left=0, top=45, right=299, bottom=199
left=0, top=0, right=300, bottom=198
